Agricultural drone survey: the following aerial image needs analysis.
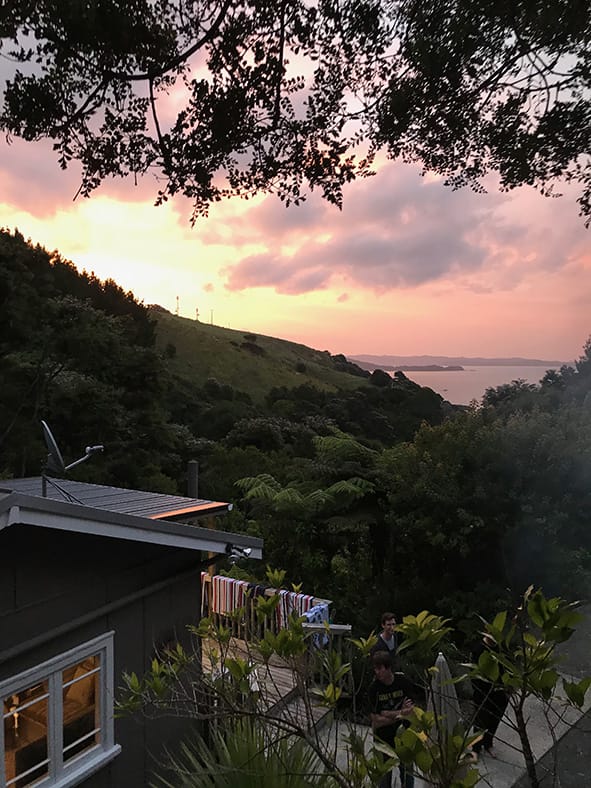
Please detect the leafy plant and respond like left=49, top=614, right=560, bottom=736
left=150, top=718, right=329, bottom=787
left=470, top=587, right=591, bottom=788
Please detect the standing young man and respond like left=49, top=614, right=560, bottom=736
left=370, top=612, right=398, bottom=656
left=471, top=634, right=510, bottom=758
left=368, top=651, right=415, bottom=788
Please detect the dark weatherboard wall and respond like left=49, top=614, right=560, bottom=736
left=0, top=525, right=203, bottom=786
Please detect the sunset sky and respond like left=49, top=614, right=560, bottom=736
left=1, top=134, right=589, bottom=362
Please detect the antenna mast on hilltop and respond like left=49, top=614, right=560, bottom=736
left=176, top=296, right=180, bottom=316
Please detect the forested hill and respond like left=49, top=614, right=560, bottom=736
left=2, top=229, right=591, bottom=634
left=0, top=228, right=444, bottom=489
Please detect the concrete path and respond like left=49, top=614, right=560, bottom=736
left=512, top=602, right=591, bottom=788
left=446, top=603, right=591, bottom=787
left=470, top=680, right=590, bottom=787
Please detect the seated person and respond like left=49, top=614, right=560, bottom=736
left=368, top=651, right=415, bottom=788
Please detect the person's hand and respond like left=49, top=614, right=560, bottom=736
left=399, top=699, right=414, bottom=716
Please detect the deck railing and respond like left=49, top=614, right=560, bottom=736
left=301, top=622, right=354, bottom=697
left=200, top=574, right=353, bottom=701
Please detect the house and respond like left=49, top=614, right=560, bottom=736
left=0, top=477, right=263, bottom=787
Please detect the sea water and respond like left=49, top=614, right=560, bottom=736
left=399, top=365, right=560, bottom=406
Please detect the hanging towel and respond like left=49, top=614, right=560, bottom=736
left=303, top=602, right=330, bottom=647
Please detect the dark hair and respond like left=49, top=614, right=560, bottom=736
left=381, top=611, right=396, bottom=625
left=372, top=651, right=393, bottom=670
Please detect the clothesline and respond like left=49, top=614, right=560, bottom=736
left=200, top=572, right=331, bottom=631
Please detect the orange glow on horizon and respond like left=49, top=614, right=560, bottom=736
left=0, top=146, right=587, bottom=362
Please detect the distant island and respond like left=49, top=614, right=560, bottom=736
left=350, top=354, right=571, bottom=371
left=394, top=364, right=464, bottom=372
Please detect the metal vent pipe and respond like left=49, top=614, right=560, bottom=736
left=187, top=460, right=199, bottom=498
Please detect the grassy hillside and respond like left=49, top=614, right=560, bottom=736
left=152, top=310, right=370, bottom=402
left=0, top=227, right=441, bottom=484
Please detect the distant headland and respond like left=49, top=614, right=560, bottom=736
left=394, top=364, right=464, bottom=371
left=349, top=354, right=571, bottom=372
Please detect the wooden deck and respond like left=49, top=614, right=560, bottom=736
left=199, top=575, right=351, bottom=733
left=201, top=636, right=298, bottom=706
left=200, top=636, right=331, bottom=731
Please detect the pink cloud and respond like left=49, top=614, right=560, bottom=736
left=0, top=137, right=167, bottom=220
left=1, top=110, right=587, bottom=364
left=223, top=253, right=332, bottom=294
left=212, top=162, right=589, bottom=297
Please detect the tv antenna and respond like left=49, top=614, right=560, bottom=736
left=41, top=420, right=104, bottom=497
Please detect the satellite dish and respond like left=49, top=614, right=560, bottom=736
left=41, top=420, right=66, bottom=474
left=41, top=421, right=104, bottom=475
left=40, top=421, right=104, bottom=498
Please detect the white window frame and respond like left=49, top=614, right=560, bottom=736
left=0, top=632, right=121, bottom=787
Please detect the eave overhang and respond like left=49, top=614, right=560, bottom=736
left=0, top=491, right=262, bottom=559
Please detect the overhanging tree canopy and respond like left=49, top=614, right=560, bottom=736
left=1, top=0, right=589, bottom=222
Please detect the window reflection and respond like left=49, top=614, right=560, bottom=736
left=62, top=656, right=101, bottom=762
left=3, top=681, right=49, bottom=787
left=3, top=655, right=101, bottom=786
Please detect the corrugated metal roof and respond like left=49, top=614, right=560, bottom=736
left=0, top=477, right=230, bottom=519
left=0, top=490, right=263, bottom=558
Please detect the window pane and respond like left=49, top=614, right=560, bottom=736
left=3, top=681, right=49, bottom=787
left=62, top=656, right=101, bottom=762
